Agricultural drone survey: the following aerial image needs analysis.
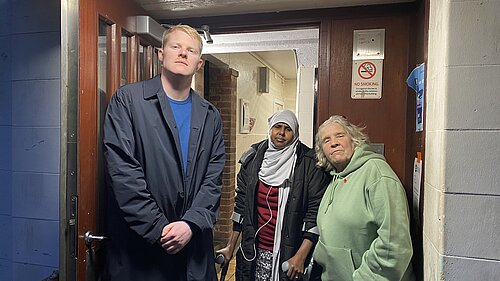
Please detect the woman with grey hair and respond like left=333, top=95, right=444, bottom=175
left=313, top=115, right=415, bottom=281
left=217, top=109, right=330, bottom=281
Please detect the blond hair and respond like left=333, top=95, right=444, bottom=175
left=162, top=24, right=203, bottom=54
left=315, top=115, right=369, bottom=172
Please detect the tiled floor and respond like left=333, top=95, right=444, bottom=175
left=217, top=258, right=236, bottom=281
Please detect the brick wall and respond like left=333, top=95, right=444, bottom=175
left=204, top=63, right=238, bottom=248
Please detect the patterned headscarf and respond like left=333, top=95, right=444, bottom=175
left=258, top=109, right=299, bottom=186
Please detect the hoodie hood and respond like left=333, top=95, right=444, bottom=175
left=331, top=143, right=385, bottom=178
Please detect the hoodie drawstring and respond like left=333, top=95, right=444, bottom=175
left=325, top=174, right=339, bottom=214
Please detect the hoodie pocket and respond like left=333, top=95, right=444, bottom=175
left=313, top=240, right=355, bottom=281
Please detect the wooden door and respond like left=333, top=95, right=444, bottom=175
left=317, top=15, right=412, bottom=191
left=71, top=0, right=160, bottom=280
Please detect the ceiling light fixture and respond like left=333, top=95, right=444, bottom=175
left=200, top=25, right=213, bottom=44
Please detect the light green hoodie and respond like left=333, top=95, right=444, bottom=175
left=313, top=144, right=415, bottom=281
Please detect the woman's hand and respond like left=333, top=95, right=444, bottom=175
left=285, top=238, right=314, bottom=280
left=215, top=245, right=234, bottom=265
left=285, top=255, right=306, bottom=280
left=215, top=230, right=241, bottom=266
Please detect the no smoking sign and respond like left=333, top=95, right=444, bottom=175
left=351, top=59, right=383, bottom=99
left=358, top=61, right=376, bottom=79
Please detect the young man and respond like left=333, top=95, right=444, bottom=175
left=103, top=25, right=225, bottom=281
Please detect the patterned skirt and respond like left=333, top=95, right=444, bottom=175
left=255, top=248, right=273, bottom=281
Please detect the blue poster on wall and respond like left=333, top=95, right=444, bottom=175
left=406, top=63, right=425, bottom=132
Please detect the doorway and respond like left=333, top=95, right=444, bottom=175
left=201, top=28, right=320, bottom=270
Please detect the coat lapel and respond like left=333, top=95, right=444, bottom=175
left=248, top=141, right=268, bottom=226
left=144, top=76, right=184, bottom=170
left=144, top=75, right=209, bottom=183
left=186, top=92, right=208, bottom=180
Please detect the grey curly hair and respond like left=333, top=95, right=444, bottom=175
left=315, top=115, right=369, bottom=172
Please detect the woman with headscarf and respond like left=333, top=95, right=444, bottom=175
left=216, top=109, right=331, bottom=281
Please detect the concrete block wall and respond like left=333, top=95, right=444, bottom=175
left=0, top=0, right=13, bottom=279
left=0, top=0, right=61, bottom=280
left=424, top=0, right=500, bottom=280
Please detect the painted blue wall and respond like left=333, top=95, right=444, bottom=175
left=0, top=0, right=14, bottom=279
left=0, top=0, right=61, bottom=280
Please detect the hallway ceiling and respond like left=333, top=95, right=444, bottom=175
left=135, top=0, right=414, bottom=20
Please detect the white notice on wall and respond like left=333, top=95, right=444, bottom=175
left=351, top=59, right=383, bottom=99
left=412, top=155, right=422, bottom=223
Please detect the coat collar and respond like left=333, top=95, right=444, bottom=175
left=143, top=75, right=210, bottom=110
left=143, top=75, right=162, bottom=99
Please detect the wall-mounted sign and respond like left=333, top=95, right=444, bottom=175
left=353, top=29, right=385, bottom=60
left=351, top=29, right=385, bottom=100
left=407, top=63, right=425, bottom=132
left=412, top=152, right=423, bottom=225
left=351, top=59, right=383, bottom=99
left=239, top=98, right=251, bottom=134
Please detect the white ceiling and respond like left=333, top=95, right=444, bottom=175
left=205, top=29, right=319, bottom=79
left=249, top=50, right=297, bottom=80
left=135, top=0, right=413, bottom=20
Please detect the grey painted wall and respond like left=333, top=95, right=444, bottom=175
left=0, top=0, right=61, bottom=280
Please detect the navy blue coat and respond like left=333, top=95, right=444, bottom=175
left=103, top=75, right=225, bottom=281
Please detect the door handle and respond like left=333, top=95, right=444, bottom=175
left=84, top=231, right=108, bottom=281
left=84, top=231, right=108, bottom=248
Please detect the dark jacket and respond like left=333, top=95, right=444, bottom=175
left=233, top=140, right=331, bottom=281
left=103, top=75, right=225, bottom=281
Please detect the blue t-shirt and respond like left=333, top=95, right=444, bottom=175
left=168, top=94, right=192, bottom=175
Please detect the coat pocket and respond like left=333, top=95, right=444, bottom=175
left=313, top=240, right=356, bottom=281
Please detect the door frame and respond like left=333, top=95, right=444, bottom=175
left=60, top=0, right=161, bottom=279
left=60, top=0, right=79, bottom=278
